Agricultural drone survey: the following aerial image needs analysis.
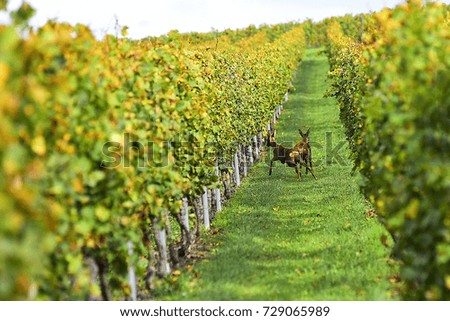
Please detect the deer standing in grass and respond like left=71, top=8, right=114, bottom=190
left=267, top=131, right=303, bottom=180
left=294, top=128, right=317, bottom=180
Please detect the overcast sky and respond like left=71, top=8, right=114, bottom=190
left=1, top=0, right=446, bottom=39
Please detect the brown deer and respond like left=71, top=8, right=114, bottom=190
left=267, top=131, right=303, bottom=180
left=294, top=128, right=317, bottom=180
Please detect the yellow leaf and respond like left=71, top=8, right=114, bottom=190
left=90, top=283, right=101, bottom=298
left=29, top=85, right=49, bottom=104
left=8, top=212, right=24, bottom=232
left=376, top=199, right=384, bottom=211
left=31, top=136, right=46, bottom=156
left=72, top=176, right=84, bottom=193
left=110, top=132, right=123, bottom=145
left=86, top=238, right=96, bottom=248
left=405, top=199, right=420, bottom=219
left=120, top=216, right=130, bottom=226
left=0, top=62, right=9, bottom=89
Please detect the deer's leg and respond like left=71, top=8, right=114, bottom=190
left=304, top=152, right=311, bottom=175
left=305, top=163, right=311, bottom=175
left=307, top=151, right=317, bottom=180
left=305, top=154, right=309, bottom=176
left=308, top=164, right=317, bottom=180
left=269, top=159, right=274, bottom=175
left=295, top=165, right=301, bottom=181
left=304, top=152, right=311, bottom=176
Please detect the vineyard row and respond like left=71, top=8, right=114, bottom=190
left=325, top=1, right=449, bottom=300
left=0, top=2, right=306, bottom=300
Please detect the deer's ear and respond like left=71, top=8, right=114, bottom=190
left=298, top=129, right=303, bottom=136
left=306, top=128, right=311, bottom=136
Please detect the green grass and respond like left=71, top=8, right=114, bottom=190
left=165, top=48, right=398, bottom=300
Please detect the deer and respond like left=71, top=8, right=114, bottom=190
left=294, top=128, right=317, bottom=180
left=267, top=131, right=304, bottom=180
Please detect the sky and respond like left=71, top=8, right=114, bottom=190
left=0, top=0, right=443, bottom=39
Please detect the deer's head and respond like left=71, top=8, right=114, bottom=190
left=298, top=128, right=311, bottom=144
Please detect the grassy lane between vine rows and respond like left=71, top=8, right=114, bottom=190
left=163, top=48, right=399, bottom=300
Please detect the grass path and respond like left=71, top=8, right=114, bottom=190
left=167, top=49, right=397, bottom=300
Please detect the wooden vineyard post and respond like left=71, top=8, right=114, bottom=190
left=179, top=196, right=191, bottom=246
left=240, top=145, right=248, bottom=177
left=181, top=197, right=190, bottom=233
left=202, top=186, right=210, bottom=230
left=247, top=144, right=254, bottom=165
left=253, top=136, right=260, bottom=160
left=233, top=152, right=241, bottom=187
left=151, top=216, right=171, bottom=276
left=192, top=197, right=202, bottom=238
left=222, top=162, right=232, bottom=199
left=127, top=241, right=137, bottom=301
left=86, top=257, right=101, bottom=301
left=214, top=165, right=222, bottom=213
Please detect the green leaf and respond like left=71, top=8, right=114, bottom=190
left=95, top=206, right=110, bottom=222
left=121, top=26, right=129, bottom=37
left=10, top=2, right=35, bottom=26
left=66, top=254, right=83, bottom=274
left=74, top=220, right=92, bottom=236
